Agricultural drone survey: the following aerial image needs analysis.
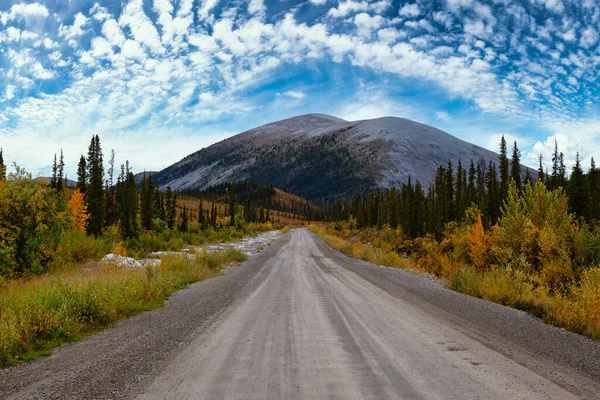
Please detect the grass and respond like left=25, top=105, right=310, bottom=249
left=0, top=248, right=247, bottom=368
left=312, top=224, right=600, bottom=342
left=310, top=226, right=407, bottom=269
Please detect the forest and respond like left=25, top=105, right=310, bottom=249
left=317, top=137, right=600, bottom=341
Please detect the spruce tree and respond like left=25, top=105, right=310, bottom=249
left=171, top=193, right=178, bottom=229
left=467, top=159, right=477, bottom=206
left=57, top=149, right=65, bottom=192
left=551, top=139, right=560, bottom=189
left=558, top=152, right=567, bottom=188
left=105, top=150, right=117, bottom=226
left=76, top=155, right=87, bottom=194
left=86, top=135, right=105, bottom=236
left=198, top=200, right=205, bottom=228
left=444, top=160, right=454, bottom=222
left=455, top=160, right=464, bottom=220
left=116, top=163, right=138, bottom=238
left=165, top=187, right=174, bottom=229
left=537, top=154, right=545, bottom=184
left=229, top=190, right=236, bottom=226
left=140, top=173, right=154, bottom=231
left=0, top=148, right=5, bottom=180
left=51, top=153, right=58, bottom=189
left=486, top=161, right=500, bottom=225
left=589, top=158, right=600, bottom=221
left=568, top=153, right=589, bottom=220
left=524, top=169, right=532, bottom=186
left=179, top=206, right=188, bottom=232
left=499, top=135, right=509, bottom=198
left=510, top=141, right=521, bottom=189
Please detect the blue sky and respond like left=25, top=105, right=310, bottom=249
left=1, top=0, right=599, bottom=177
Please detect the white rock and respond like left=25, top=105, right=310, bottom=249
left=101, top=253, right=142, bottom=268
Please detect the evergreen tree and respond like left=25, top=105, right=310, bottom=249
left=589, top=158, right=600, bottom=221
left=558, top=152, right=567, bottom=188
left=105, top=150, right=117, bottom=226
left=153, top=188, right=165, bottom=220
left=0, top=148, right=5, bottom=180
left=455, top=160, right=464, bottom=220
left=210, top=200, right=217, bottom=228
left=537, top=154, right=545, bottom=184
left=551, top=139, right=560, bottom=189
left=499, top=135, right=509, bottom=198
left=444, top=160, right=454, bottom=222
left=486, top=161, right=500, bottom=225
left=229, top=189, right=236, bottom=226
left=165, top=187, right=175, bottom=229
left=51, top=153, right=58, bottom=189
left=116, top=163, right=137, bottom=238
left=76, top=155, right=87, bottom=194
left=411, top=181, right=425, bottom=237
left=467, top=159, right=477, bottom=206
left=524, top=169, right=532, bottom=186
left=198, top=200, right=205, bottom=228
left=568, top=153, right=589, bottom=220
left=57, top=149, right=65, bottom=192
left=179, top=206, right=188, bottom=232
left=510, top=141, right=521, bottom=189
left=86, top=135, right=105, bottom=236
left=140, top=173, right=154, bottom=231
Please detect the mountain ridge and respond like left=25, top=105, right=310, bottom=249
left=153, top=114, right=533, bottom=202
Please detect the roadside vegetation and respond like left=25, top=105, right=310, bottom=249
left=316, top=138, right=600, bottom=341
left=0, top=141, right=285, bottom=367
left=0, top=250, right=247, bottom=367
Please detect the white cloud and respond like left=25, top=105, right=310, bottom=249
left=248, top=0, right=266, bottom=15
left=198, top=0, right=220, bottom=21
left=399, top=4, right=420, bottom=18
left=0, top=3, right=49, bottom=24
left=580, top=27, right=598, bottom=48
left=354, top=13, right=384, bottom=37
left=435, top=111, right=452, bottom=121
left=327, top=0, right=368, bottom=18
left=58, top=13, right=89, bottom=45
left=119, top=0, right=164, bottom=54
left=282, top=90, right=305, bottom=99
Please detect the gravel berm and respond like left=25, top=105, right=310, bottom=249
left=1, top=228, right=600, bottom=399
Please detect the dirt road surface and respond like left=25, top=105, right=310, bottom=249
left=1, top=229, right=600, bottom=399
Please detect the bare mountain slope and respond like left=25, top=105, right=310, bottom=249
left=153, top=114, right=528, bottom=202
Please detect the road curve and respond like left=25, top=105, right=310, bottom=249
left=2, top=228, right=600, bottom=399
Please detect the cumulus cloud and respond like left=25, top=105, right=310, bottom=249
left=0, top=3, right=49, bottom=24
left=399, top=4, right=420, bottom=18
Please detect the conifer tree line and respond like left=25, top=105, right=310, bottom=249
left=329, top=137, right=600, bottom=239
left=37, top=136, right=289, bottom=241
left=181, top=181, right=325, bottom=221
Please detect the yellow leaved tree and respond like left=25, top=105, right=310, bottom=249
left=69, top=189, right=89, bottom=232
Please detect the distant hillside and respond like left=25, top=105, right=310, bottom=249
left=153, top=114, right=535, bottom=202
left=134, top=171, right=158, bottom=185
left=35, top=177, right=76, bottom=188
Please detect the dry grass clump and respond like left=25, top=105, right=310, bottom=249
left=0, top=249, right=247, bottom=367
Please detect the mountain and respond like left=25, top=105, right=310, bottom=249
left=133, top=171, right=158, bottom=185
left=35, top=177, right=77, bottom=188
left=153, top=114, right=533, bottom=202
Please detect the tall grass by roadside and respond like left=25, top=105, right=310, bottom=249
left=310, top=226, right=407, bottom=269
left=0, top=249, right=247, bottom=367
left=448, top=265, right=600, bottom=340
left=312, top=216, right=600, bottom=341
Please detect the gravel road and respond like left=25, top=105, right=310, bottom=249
left=1, top=228, right=600, bottom=399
